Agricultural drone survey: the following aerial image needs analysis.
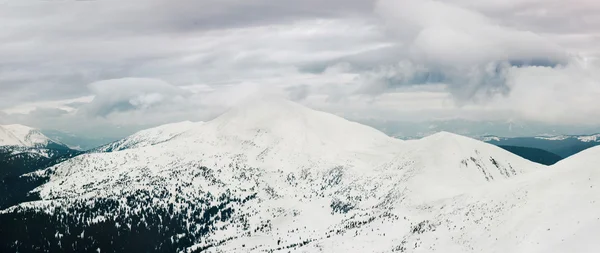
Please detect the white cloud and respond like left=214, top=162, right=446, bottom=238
left=499, top=56, right=600, bottom=124
left=375, top=0, right=568, bottom=66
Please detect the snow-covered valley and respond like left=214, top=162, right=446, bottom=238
left=1, top=99, right=598, bottom=253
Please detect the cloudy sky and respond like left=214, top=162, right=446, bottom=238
left=1, top=0, right=599, bottom=138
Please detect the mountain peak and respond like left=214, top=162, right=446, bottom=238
left=194, top=98, right=397, bottom=151
left=161, top=98, right=403, bottom=172
left=422, top=131, right=475, bottom=142
left=0, top=124, right=53, bottom=147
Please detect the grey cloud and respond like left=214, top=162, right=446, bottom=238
left=343, top=0, right=574, bottom=102
left=63, top=101, right=89, bottom=109
left=297, top=45, right=404, bottom=74
left=2, top=78, right=217, bottom=138
left=294, top=0, right=573, bottom=103
left=0, top=60, right=141, bottom=108
left=285, top=85, right=311, bottom=101
left=0, top=1, right=384, bottom=109
left=1, top=0, right=375, bottom=40
left=375, top=0, right=568, bottom=65
left=2, top=0, right=600, bottom=134
left=28, top=107, right=70, bottom=118
left=0, top=111, right=8, bottom=124
left=80, top=78, right=189, bottom=117
left=449, top=0, right=600, bottom=34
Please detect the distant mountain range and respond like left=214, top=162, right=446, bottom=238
left=2, top=99, right=599, bottom=252
left=481, top=134, right=600, bottom=158
left=365, top=119, right=600, bottom=140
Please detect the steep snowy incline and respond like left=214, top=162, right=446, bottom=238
left=0, top=124, right=53, bottom=147
left=93, top=121, right=201, bottom=152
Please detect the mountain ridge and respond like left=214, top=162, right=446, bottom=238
left=0, top=99, right=597, bottom=253
left=91, top=121, right=202, bottom=152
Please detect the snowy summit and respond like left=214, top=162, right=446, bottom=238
left=0, top=124, right=54, bottom=148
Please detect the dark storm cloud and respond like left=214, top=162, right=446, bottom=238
left=285, top=85, right=311, bottom=101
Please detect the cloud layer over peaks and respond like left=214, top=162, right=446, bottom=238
left=1, top=0, right=600, bottom=137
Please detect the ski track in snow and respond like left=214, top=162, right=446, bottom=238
left=3, top=99, right=600, bottom=253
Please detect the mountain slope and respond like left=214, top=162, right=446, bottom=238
left=387, top=132, right=541, bottom=204
left=92, top=121, right=201, bottom=152
left=388, top=146, right=600, bottom=253
left=3, top=99, right=589, bottom=253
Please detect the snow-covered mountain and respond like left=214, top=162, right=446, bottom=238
left=478, top=135, right=506, bottom=142
left=0, top=124, right=79, bottom=210
left=0, top=124, right=73, bottom=159
left=92, top=121, right=202, bottom=152
left=535, top=133, right=600, bottom=142
left=0, top=124, right=55, bottom=148
left=576, top=133, right=600, bottom=142
left=0, top=99, right=597, bottom=253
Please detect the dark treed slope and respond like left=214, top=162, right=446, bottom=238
left=485, top=136, right=600, bottom=158
left=497, top=145, right=562, bottom=165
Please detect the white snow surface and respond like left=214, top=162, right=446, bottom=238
left=94, top=121, right=202, bottom=152
left=0, top=124, right=52, bottom=147
left=9, top=99, right=600, bottom=253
